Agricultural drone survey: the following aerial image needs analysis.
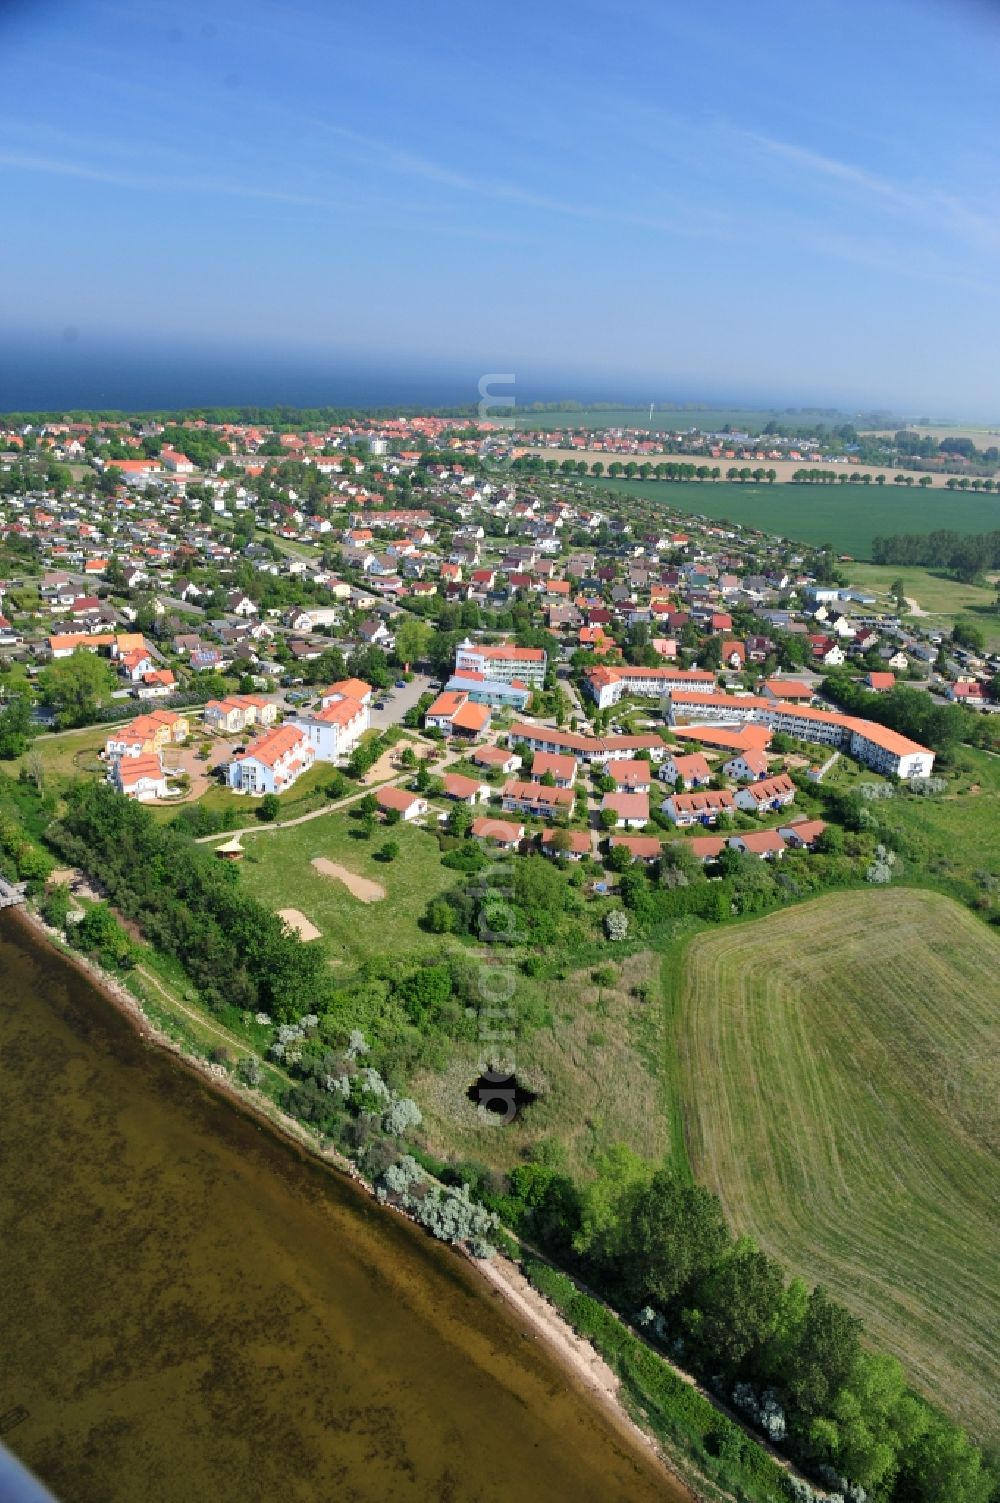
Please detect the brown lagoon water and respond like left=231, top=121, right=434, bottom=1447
left=0, top=918, right=682, bottom=1503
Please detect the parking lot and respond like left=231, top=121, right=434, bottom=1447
left=367, top=672, right=434, bottom=731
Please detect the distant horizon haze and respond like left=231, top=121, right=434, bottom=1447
left=0, top=330, right=994, bottom=423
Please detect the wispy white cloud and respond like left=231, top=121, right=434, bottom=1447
left=739, top=128, right=1000, bottom=251
left=0, top=147, right=343, bottom=209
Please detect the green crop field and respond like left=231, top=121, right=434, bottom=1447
left=582, top=478, right=1000, bottom=557
left=675, top=889, right=1000, bottom=1443
left=510, top=406, right=844, bottom=434
left=227, top=812, right=456, bottom=968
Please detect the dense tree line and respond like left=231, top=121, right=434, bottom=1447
left=50, top=783, right=329, bottom=1018
left=871, top=529, right=1000, bottom=582
left=480, top=1157, right=993, bottom=1503
left=821, top=676, right=997, bottom=755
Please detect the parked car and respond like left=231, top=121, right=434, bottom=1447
left=395, top=678, right=407, bottom=688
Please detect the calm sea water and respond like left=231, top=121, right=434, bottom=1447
left=0, top=917, right=682, bottom=1503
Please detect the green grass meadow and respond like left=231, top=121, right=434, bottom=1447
left=229, top=811, right=456, bottom=968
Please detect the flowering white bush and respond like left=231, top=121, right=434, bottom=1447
left=866, top=844, right=897, bottom=883
left=604, top=909, right=629, bottom=941
left=346, top=1029, right=369, bottom=1059
left=376, top=1156, right=498, bottom=1257
left=382, top=1096, right=423, bottom=1136
left=908, top=776, right=946, bottom=796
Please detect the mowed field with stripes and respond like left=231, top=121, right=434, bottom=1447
left=676, top=889, right=1000, bottom=1442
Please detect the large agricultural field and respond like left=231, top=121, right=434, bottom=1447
left=580, top=478, right=1000, bottom=557
left=675, top=889, right=1000, bottom=1443
left=511, top=406, right=854, bottom=433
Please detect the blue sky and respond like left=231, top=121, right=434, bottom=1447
left=2, top=0, right=1000, bottom=414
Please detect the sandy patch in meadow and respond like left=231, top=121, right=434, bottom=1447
left=278, top=907, right=322, bottom=941
left=310, top=858, right=385, bottom=902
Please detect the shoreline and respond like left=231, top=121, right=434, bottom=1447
left=4, top=903, right=701, bottom=1503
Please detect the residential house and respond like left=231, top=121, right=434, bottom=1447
left=540, top=828, right=590, bottom=860
left=659, top=752, right=711, bottom=789
left=501, top=780, right=574, bottom=817
left=204, top=695, right=277, bottom=735
left=472, top=745, right=522, bottom=776
left=227, top=724, right=315, bottom=795
left=471, top=816, right=524, bottom=850
left=734, top=773, right=796, bottom=814
left=727, top=830, right=787, bottom=859
left=600, top=791, right=649, bottom=829
left=441, top=773, right=491, bottom=804
left=608, top=759, right=652, bottom=793
left=779, top=819, right=827, bottom=849
left=660, top=789, right=736, bottom=827
left=226, top=590, right=257, bottom=617
left=291, top=692, right=369, bottom=762
left=114, top=752, right=168, bottom=802
left=531, top=751, right=577, bottom=787
left=609, top=835, right=661, bottom=863
left=377, top=786, right=427, bottom=821
left=723, top=748, right=770, bottom=781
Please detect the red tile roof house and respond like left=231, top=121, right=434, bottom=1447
left=113, top=752, right=168, bottom=802
left=947, top=680, right=987, bottom=703
left=540, top=828, right=590, bottom=860
left=376, top=786, right=428, bottom=821
left=682, top=836, right=727, bottom=862
left=424, top=691, right=492, bottom=738
left=530, top=751, right=577, bottom=787
left=661, top=789, right=736, bottom=827
left=600, top=791, right=649, bottom=829
left=501, top=780, right=574, bottom=818
left=608, top=759, right=652, bottom=792
left=727, top=830, right=787, bottom=860
left=227, top=725, right=315, bottom=796
left=471, top=816, right=524, bottom=850
left=609, top=835, right=662, bottom=863
left=441, top=773, right=491, bottom=805
left=659, top=752, right=711, bottom=790
left=734, top=773, right=796, bottom=814
left=722, top=748, right=770, bottom=782
left=779, top=819, right=827, bottom=849
left=866, top=671, right=896, bottom=692
left=472, top=745, right=522, bottom=775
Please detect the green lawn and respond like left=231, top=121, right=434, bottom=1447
left=675, top=888, right=1000, bottom=1443
left=147, top=759, right=338, bottom=828
left=1, top=722, right=111, bottom=780
left=580, top=478, right=1000, bottom=558
left=231, top=812, right=456, bottom=968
